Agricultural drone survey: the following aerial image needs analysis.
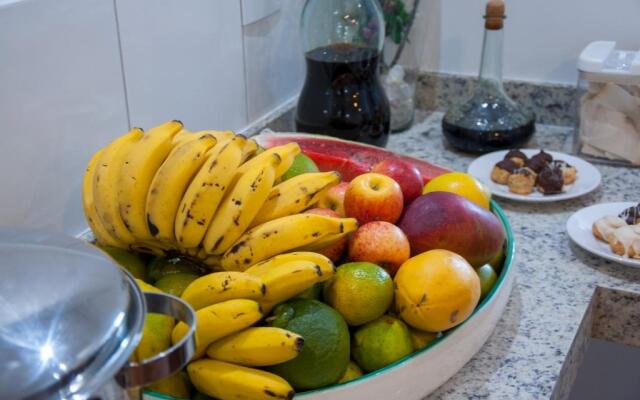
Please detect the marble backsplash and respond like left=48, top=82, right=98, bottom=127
left=266, top=72, right=576, bottom=132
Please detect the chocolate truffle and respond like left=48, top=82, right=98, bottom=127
left=619, top=203, right=640, bottom=225
left=537, top=165, right=564, bottom=195
left=531, top=150, right=553, bottom=164
left=504, top=149, right=528, bottom=166
left=525, top=156, right=548, bottom=174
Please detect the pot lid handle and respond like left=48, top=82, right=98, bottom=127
left=115, top=291, right=196, bottom=388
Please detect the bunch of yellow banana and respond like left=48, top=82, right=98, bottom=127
left=165, top=251, right=335, bottom=400
left=82, top=120, right=358, bottom=269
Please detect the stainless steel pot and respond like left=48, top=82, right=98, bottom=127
left=0, top=228, right=196, bottom=400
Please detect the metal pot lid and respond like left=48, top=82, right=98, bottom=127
left=0, top=228, right=145, bottom=399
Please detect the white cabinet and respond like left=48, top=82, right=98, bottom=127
left=0, top=0, right=129, bottom=234
left=115, top=0, right=248, bottom=131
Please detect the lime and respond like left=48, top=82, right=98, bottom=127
left=267, top=299, right=350, bottom=390
left=296, top=282, right=324, bottom=300
left=147, top=256, right=201, bottom=283
left=148, top=371, right=192, bottom=399
left=323, top=262, right=393, bottom=326
left=282, top=153, right=319, bottom=181
left=352, top=315, right=413, bottom=372
left=99, top=245, right=147, bottom=280
left=409, top=328, right=439, bottom=351
left=338, top=361, right=363, bottom=384
left=476, top=264, right=498, bottom=300
left=155, top=273, right=199, bottom=297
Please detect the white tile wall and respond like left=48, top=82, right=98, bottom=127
left=0, top=0, right=304, bottom=235
left=241, top=0, right=304, bottom=124
left=115, top=0, right=248, bottom=131
left=0, top=0, right=129, bottom=235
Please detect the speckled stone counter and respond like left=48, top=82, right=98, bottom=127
left=383, top=111, right=640, bottom=400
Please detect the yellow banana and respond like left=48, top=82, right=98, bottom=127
left=206, top=327, right=303, bottom=367
left=93, top=128, right=144, bottom=244
left=118, top=120, right=183, bottom=241
left=181, top=271, right=266, bottom=310
left=241, top=137, right=259, bottom=162
left=175, top=136, right=246, bottom=248
left=82, top=149, right=125, bottom=247
left=220, top=214, right=358, bottom=271
left=171, top=298, right=262, bottom=359
left=171, top=128, right=193, bottom=145
left=146, top=134, right=217, bottom=243
left=257, top=260, right=331, bottom=312
left=251, top=171, right=341, bottom=226
left=202, top=154, right=280, bottom=255
left=188, top=359, right=294, bottom=400
left=245, top=251, right=335, bottom=279
left=234, top=142, right=300, bottom=185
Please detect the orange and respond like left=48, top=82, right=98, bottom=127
left=394, top=249, right=481, bottom=332
left=422, top=172, right=491, bottom=209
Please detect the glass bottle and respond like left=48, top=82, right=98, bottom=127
left=296, top=0, right=391, bottom=147
left=442, top=0, right=535, bottom=153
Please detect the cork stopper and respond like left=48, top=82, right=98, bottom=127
left=485, top=0, right=505, bottom=30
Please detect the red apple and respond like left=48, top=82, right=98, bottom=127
left=348, top=221, right=410, bottom=276
left=305, top=207, right=348, bottom=262
left=372, top=159, right=423, bottom=206
left=318, top=182, right=348, bottom=217
left=344, top=173, right=403, bottom=225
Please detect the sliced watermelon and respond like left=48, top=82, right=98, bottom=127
left=254, top=132, right=450, bottom=183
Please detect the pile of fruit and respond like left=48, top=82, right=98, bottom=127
left=84, top=122, right=507, bottom=400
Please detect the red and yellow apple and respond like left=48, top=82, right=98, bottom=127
left=344, top=173, right=403, bottom=225
left=305, top=207, right=348, bottom=262
left=318, top=182, right=348, bottom=217
left=348, top=221, right=410, bottom=276
left=372, top=159, right=423, bottom=206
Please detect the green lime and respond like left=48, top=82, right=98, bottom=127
left=147, top=256, right=201, bottom=283
left=148, top=371, right=192, bottom=399
left=99, top=245, right=147, bottom=280
left=476, top=264, right=498, bottom=299
left=409, top=328, right=439, bottom=351
left=267, top=299, right=350, bottom=390
left=352, top=315, right=413, bottom=372
left=282, top=153, right=319, bottom=181
left=155, top=273, right=200, bottom=297
left=296, top=282, right=324, bottom=300
left=338, top=361, right=363, bottom=384
left=323, top=262, right=394, bottom=326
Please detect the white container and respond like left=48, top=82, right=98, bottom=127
left=574, top=41, right=640, bottom=166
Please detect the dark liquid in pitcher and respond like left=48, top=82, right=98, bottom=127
left=442, top=119, right=536, bottom=153
left=296, top=43, right=390, bottom=147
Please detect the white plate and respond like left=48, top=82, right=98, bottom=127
left=467, top=149, right=601, bottom=202
left=566, top=202, right=640, bottom=268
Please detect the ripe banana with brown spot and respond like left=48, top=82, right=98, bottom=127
left=93, top=128, right=144, bottom=244
left=188, top=359, right=294, bottom=400
left=256, top=260, right=332, bottom=312
left=118, top=120, right=183, bottom=241
left=171, top=298, right=262, bottom=359
left=206, top=327, right=303, bottom=367
left=175, top=135, right=246, bottom=248
left=251, top=171, right=341, bottom=227
left=241, top=137, right=259, bottom=162
left=82, top=148, right=126, bottom=247
left=220, top=214, right=358, bottom=271
left=145, top=134, right=217, bottom=243
left=181, top=271, right=265, bottom=310
left=202, top=154, right=280, bottom=255
left=232, top=143, right=300, bottom=188
left=245, top=251, right=335, bottom=279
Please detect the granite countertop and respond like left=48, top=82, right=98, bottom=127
left=385, top=112, right=640, bottom=399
